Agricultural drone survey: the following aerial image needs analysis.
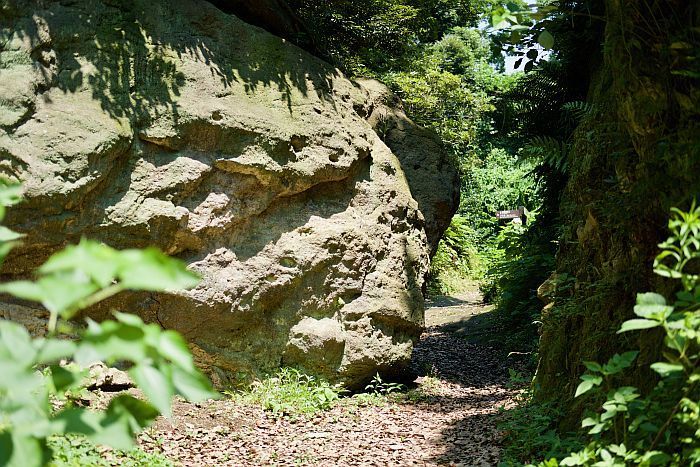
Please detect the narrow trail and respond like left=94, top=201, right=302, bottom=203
left=139, top=288, right=519, bottom=466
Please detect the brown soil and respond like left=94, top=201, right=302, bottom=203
left=138, top=290, right=519, bottom=466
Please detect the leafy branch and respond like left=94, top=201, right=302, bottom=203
left=0, top=181, right=217, bottom=467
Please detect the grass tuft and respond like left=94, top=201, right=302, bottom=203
left=228, top=368, right=344, bottom=417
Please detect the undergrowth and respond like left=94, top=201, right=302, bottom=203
left=499, top=391, right=582, bottom=466
left=228, top=368, right=343, bottom=417
left=48, top=435, right=172, bottom=467
left=500, top=204, right=700, bottom=466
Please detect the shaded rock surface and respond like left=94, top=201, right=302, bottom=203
left=356, top=79, right=459, bottom=255
left=0, top=0, right=458, bottom=388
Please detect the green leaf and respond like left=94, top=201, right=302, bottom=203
left=602, top=351, right=639, bottom=375
left=40, top=239, right=120, bottom=288
left=636, top=292, right=666, bottom=306
left=581, top=417, right=597, bottom=428
left=0, top=432, right=11, bottom=466
left=34, top=338, right=77, bottom=364
left=0, top=182, right=23, bottom=210
left=575, top=374, right=602, bottom=397
left=639, top=451, right=672, bottom=464
left=117, top=248, right=200, bottom=292
left=0, top=240, right=20, bottom=264
left=90, top=395, right=159, bottom=450
left=0, top=226, right=23, bottom=242
left=51, top=405, right=149, bottom=451
left=588, top=422, right=606, bottom=435
left=617, top=319, right=661, bottom=333
left=650, top=362, right=684, bottom=376
left=75, top=319, right=149, bottom=365
left=0, top=281, right=44, bottom=303
left=633, top=302, right=673, bottom=319
left=0, top=320, right=37, bottom=367
left=113, top=311, right=146, bottom=328
left=4, top=432, right=48, bottom=467
left=47, top=365, right=85, bottom=392
left=582, top=361, right=602, bottom=373
left=38, top=274, right=100, bottom=316
left=51, top=407, right=103, bottom=437
left=129, top=364, right=174, bottom=418
left=159, top=330, right=195, bottom=371
left=537, top=30, right=554, bottom=49
left=171, top=366, right=217, bottom=402
left=670, top=41, right=692, bottom=49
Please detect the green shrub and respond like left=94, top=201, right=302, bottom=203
left=0, top=181, right=217, bottom=467
left=503, top=204, right=700, bottom=466
left=230, top=368, right=343, bottom=416
left=499, top=392, right=583, bottom=465
left=547, top=204, right=700, bottom=466
left=48, top=435, right=172, bottom=467
left=427, top=215, right=479, bottom=295
left=461, top=148, right=541, bottom=243
left=479, top=217, right=556, bottom=356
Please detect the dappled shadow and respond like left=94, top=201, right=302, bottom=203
left=425, top=295, right=473, bottom=308
left=411, top=326, right=512, bottom=388
left=430, top=406, right=507, bottom=465
left=408, top=311, right=519, bottom=463
left=3, top=0, right=336, bottom=125
left=407, top=294, right=529, bottom=463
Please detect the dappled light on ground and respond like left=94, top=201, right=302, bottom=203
left=134, top=291, right=519, bottom=466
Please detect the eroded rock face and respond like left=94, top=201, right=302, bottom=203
left=0, top=0, right=457, bottom=387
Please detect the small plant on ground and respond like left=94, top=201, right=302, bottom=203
left=352, top=373, right=407, bottom=406
left=405, top=375, right=442, bottom=403
left=0, top=181, right=217, bottom=467
left=48, top=434, right=172, bottom=467
left=364, top=373, right=406, bottom=396
left=230, top=367, right=343, bottom=416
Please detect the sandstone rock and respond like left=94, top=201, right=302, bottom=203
left=0, top=0, right=457, bottom=388
left=88, top=362, right=134, bottom=391
left=355, top=79, right=460, bottom=254
left=0, top=302, right=49, bottom=337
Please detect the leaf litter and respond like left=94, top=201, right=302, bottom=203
left=137, top=291, right=520, bottom=466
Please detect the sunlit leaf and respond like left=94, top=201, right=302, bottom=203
left=0, top=320, right=37, bottom=367
left=34, top=338, right=77, bottom=364
left=117, top=248, right=200, bottom=292
left=40, top=240, right=120, bottom=288
left=130, top=364, right=174, bottom=418
left=537, top=30, right=554, bottom=49
left=617, top=319, right=660, bottom=333
left=0, top=281, right=44, bottom=303
left=171, top=366, right=217, bottom=402
left=650, top=362, right=684, bottom=376
left=575, top=374, right=602, bottom=397
left=159, top=330, right=195, bottom=371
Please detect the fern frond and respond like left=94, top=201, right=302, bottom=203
left=522, top=136, right=569, bottom=173
left=562, top=101, right=595, bottom=122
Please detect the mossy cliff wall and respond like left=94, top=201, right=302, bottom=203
left=536, top=0, right=700, bottom=422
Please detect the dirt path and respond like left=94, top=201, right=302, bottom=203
left=139, top=289, right=519, bottom=466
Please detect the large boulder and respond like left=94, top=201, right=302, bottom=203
left=0, top=0, right=458, bottom=388
left=354, top=79, right=460, bottom=255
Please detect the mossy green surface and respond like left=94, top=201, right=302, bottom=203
left=535, top=0, right=700, bottom=428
